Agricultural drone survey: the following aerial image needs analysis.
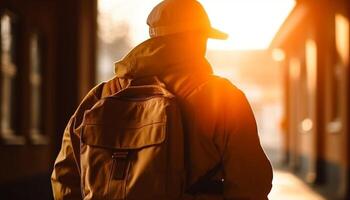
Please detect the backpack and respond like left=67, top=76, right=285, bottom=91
left=79, top=77, right=186, bottom=200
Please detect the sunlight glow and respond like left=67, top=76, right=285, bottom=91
left=98, top=0, right=295, bottom=50
left=272, top=48, right=286, bottom=62
left=201, top=0, right=296, bottom=50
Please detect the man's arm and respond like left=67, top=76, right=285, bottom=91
left=51, top=117, right=82, bottom=200
left=221, top=87, right=273, bottom=200
left=51, top=85, right=102, bottom=200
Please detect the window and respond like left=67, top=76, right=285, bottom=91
left=296, top=39, right=317, bottom=134
left=29, top=32, right=47, bottom=144
left=305, top=39, right=317, bottom=96
left=331, top=14, right=349, bottom=120
left=335, top=14, right=349, bottom=66
left=327, top=13, right=349, bottom=133
left=0, top=11, right=24, bottom=144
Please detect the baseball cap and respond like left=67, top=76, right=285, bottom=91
left=147, top=0, right=228, bottom=40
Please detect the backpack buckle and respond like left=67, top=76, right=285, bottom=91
left=112, top=151, right=130, bottom=180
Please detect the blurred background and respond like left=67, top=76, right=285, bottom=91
left=0, top=0, right=348, bottom=199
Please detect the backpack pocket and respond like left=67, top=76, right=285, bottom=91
left=80, top=97, right=169, bottom=200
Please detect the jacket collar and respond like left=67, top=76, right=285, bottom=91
left=114, top=37, right=212, bottom=79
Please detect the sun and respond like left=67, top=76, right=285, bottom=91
left=200, top=0, right=296, bottom=50
left=98, top=0, right=295, bottom=51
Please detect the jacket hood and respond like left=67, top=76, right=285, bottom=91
left=114, top=37, right=212, bottom=79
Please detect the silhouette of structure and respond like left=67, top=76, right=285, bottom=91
left=272, top=0, right=350, bottom=199
left=0, top=0, right=97, bottom=199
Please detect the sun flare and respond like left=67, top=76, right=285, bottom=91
left=98, top=0, right=295, bottom=51
left=201, top=0, right=296, bottom=50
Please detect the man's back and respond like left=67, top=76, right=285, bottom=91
left=51, top=0, right=272, bottom=198
left=161, top=72, right=273, bottom=199
left=51, top=36, right=272, bottom=199
left=117, top=37, right=273, bottom=197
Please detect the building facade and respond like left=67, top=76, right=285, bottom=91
left=0, top=0, right=97, bottom=199
left=272, top=0, right=350, bottom=199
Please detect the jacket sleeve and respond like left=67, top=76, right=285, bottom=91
left=51, top=87, right=101, bottom=200
left=51, top=117, right=82, bottom=200
left=221, top=88, right=273, bottom=200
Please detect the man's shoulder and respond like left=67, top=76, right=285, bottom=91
left=185, top=74, right=247, bottom=108
left=204, top=75, right=244, bottom=97
left=74, top=77, right=123, bottom=114
left=71, top=77, right=127, bottom=127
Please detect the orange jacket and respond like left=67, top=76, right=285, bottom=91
left=51, top=37, right=273, bottom=199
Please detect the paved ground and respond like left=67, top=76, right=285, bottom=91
left=269, top=170, right=326, bottom=200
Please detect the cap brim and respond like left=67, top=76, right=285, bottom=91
left=208, top=27, right=229, bottom=40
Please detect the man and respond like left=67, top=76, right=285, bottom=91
left=51, top=0, right=273, bottom=199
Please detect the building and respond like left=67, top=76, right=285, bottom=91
left=0, top=0, right=97, bottom=199
left=272, top=0, right=350, bottom=199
